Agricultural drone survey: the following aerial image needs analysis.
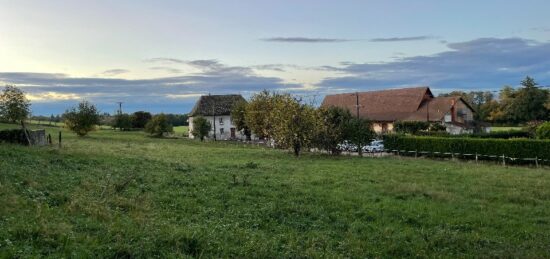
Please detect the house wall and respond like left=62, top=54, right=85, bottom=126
left=189, top=115, right=250, bottom=140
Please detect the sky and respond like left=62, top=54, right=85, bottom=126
left=1, top=0, right=550, bottom=115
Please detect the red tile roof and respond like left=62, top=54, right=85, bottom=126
left=321, top=87, right=433, bottom=121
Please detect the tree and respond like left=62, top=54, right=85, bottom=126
left=313, top=106, right=352, bottom=155
left=270, top=95, right=316, bottom=156
left=191, top=116, right=211, bottom=141
left=231, top=100, right=251, bottom=140
left=245, top=90, right=277, bottom=139
left=345, top=117, right=374, bottom=156
left=113, top=113, right=132, bottom=131
left=131, top=111, right=152, bottom=129
left=506, top=77, right=549, bottom=123
left=145, top=113, right=173, bottom=137
left=0, top=85, right=31, bottom=123
left=63, top=101, right=100, bottom=136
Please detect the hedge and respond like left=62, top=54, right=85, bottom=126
left=0, top=129, right=28, bottom=145
left=415, top=130, right=530, bottom=139
left=384, top=135, right=550, bottom=160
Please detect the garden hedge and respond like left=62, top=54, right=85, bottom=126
left=384, top=135, right=550, bottom=160
left=0, top=129, right=28, bottom=145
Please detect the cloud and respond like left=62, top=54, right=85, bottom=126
left=261, top=37, right=352, bottom=43
left=369, top=36, right=434, bottom=42
left=317, top=38, right=550, bottom=93
left=0, top=60, right=302, bottom=114
left=100, top=69, right=129, bottom=76
left=149, top=66, right=182, bottom=73
left=144, top=57, right=186, bottom=64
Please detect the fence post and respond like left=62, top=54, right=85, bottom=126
left=58, top=131, right=62, bottom=148
left=535, top=156, right=539, bottom=168
left=502, top=154, right=506, bottom=167
left=415, top=150, right=417, bottom=158
left=475, top=153, right=478, bottom=164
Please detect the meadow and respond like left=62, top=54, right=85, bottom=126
left=1, top=123, right=550, bottom=257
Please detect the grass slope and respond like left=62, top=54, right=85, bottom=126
left=1, top=123, right=549, bottom=257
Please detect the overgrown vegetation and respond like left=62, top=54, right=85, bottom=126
left=1, top=123, right=550, bottom=257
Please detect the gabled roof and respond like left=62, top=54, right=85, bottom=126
left=321, top=87, right=433, bottom=121
left=189, top=94, right=246, bottom=116
left=405, top=96, right=460, bottom=122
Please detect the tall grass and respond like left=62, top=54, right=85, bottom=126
left=1, top=123, right=549, bottom=257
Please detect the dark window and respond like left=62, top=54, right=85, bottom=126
left=220, top=128, right=224, bottom=135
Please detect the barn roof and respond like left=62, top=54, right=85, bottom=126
left=189, top=94, right=246, bottom=116
left=321, top=87, right=433, bottom=121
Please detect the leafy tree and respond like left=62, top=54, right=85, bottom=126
left=231, top=100, right=251, bottom=140
left=191, top=116, right=211, bottom=141
left=0, top=85, right=31, bottom=123
left=113, top=113, right=133, bottom=131
left=63, top=101, right=100, bottom=136
left=345, top=117, right=374, bottom=156
left=270, top=95, right=317, bottom=156
left=536, top=122, right=550, bottom=139
left=145, top=113, right=173, bottom=137
left=313, top=106, right=352, bottom=155
left=131, top=111, right=152, bottom=128
left=245, top=90, right=277, bottom=139
left=506, top=77, right=549, bottom=123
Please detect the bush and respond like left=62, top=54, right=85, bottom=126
left=0, top=129, right=27, bottom=144
left=145, top=114, right=173, bottom=137
left=394, top=121, right=430, bottom=134
left=384, top=135, right=550, bottom=160
left=536, top=122, right=550, bottom=139
left=63, top=101, right=100, bottom=136
left=113, top=113, right=133, bottom=131
left=131, top=111, right=152, bottom=129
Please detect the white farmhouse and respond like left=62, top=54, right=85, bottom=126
left=188, top=94, right=247, bottom=140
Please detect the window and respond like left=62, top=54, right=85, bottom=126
left=220, top=128, right=224, bottom=135
left=219, top=117, right=224, bottom=125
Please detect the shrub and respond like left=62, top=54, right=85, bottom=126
left=345, top=117, right=374, bottom=156
left=394, top=121, right=430, bottom=134
left=313, top=107, right=352, bottom=155
left=0, top=129, right=27, bottom=144
left=384, top=135, right=550, bottom=160
left=191, top=116, right=211, bottom=141
left=113, top=113, right=133, bottom=131
left=63, top=101, right=100, bottom=136
left=145, top=114, right=173, bottom=137
left=131, top=111, right=152, bottom=129
left=536, top=122, right=550, bottom=139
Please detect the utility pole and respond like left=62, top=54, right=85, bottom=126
left=211, top=96, right=217, bottom=141
left=116, top=102, right=123, bottom=115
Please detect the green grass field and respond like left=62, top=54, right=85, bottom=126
left=173, top=125, right=189, bottom=135
left=1, top=123, right=550, bottom=257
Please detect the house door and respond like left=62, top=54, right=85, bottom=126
left=230, top=128, right=236, bottom=139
